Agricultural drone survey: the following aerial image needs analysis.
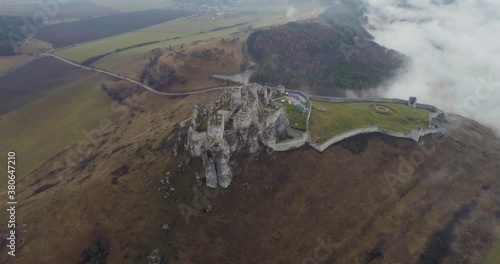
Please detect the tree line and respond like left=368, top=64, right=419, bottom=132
left=0, top=16, right=31, bottom=56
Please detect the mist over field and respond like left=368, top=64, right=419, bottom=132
left=364, top=0, right=500, bottom=134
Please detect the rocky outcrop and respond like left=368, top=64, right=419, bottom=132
left=184, top=83, right=297, bottom=188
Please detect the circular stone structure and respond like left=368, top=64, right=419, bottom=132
left=375, top=105, right=390, bottom=113
left=370, top=104, right=396, bottom=116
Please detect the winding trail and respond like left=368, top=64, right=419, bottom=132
left=41, top=53, right=240, bottom=96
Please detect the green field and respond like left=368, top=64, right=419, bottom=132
left=55, top=6, right=291, bottom=69
left=52, top=3, right=305, bottom=72
left=38, top=9, right=192, bottom=49
left=0, top=74, right=124, bottom=191
left=310, top=101, right=432, bottom=143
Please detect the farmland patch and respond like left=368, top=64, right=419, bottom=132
left=0, top=56, right=94, bottom=115
left=37, top=9, right=193, bottom=48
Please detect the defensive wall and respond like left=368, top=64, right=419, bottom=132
left=261, top=131, right=310, bottom=152
left=286, top=127, right=305, bottom=138
left=309, top=96, right=408, bottom=105
left=309, top=126, right=445, bottom=152
left=308, top=96, right=440, bottom=112
left=306, top=96, right=446, bottom=152
left=261, top=106, right=284, bottom=128
left=284, top=89, right=313, bottom=133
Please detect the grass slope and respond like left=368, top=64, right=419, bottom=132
left=0, top=56, right=93, bottom=115
left=0, top=55, right=32, bottom=75
left=120, top=37, right=247, bottom=93
left=2, top=102, right=499, bottom=264
left=310, top=101, right=431, bottom=143
left=0, top=74, right=123, bottom=191
left=93, top=28, right=254, bottom=71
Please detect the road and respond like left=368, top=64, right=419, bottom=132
left=41, top=53, right=240, bottom=96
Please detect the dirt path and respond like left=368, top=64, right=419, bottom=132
left=41, top=53, right=240, bottom=96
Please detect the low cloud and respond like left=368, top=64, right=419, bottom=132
left=286, top=1, right=326, bottom=21
left=365, top=0, right=500, bottom=134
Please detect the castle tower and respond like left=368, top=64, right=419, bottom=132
left=207, top=114, right=225, bottom=144
left=277, top=85, right=286, bottom=95
left=263, top=87, right=270, bottom=105
left=231, top=88, right=242, bottom=108
left=408, top=97, right=417, bottom=108
left=191, top=105, right=199, bottom=128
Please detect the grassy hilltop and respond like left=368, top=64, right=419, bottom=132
left=310, top=101, right=431, bottom=143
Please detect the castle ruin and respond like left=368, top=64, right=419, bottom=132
left=185, top=84, right=298, bottom=188
left=182, top=84, right=447, bottom=189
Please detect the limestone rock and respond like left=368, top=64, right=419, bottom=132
left=203, top=155, right=218, bottom=188
left=184, top=83, right=294, bottom=188
left=147, top=249, right=161, bottom=264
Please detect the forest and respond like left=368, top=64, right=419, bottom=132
left=0, top=16, right=29, bottom=56
left=248, top=21, right=406, bottom=95
left=247, top=0, right=406, bottom=95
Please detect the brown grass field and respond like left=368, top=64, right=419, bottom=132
left=112, top=35, right=248, bottom=93
left=0, top=83, right=499, bottom=263
left=0, top=57, right=94, bottom=115
left=0, top=55, right=32, bottom=76
left=0, top=73, right=122, bottom=191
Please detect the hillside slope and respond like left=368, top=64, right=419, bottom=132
left=1, top=88, right=499, bottom=263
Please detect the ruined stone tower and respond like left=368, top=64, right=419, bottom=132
left=408, top=97, right=417, bottom=108
left=207, top=114, right=225, bottom=145
left=231, top=88, right=242, bottom=108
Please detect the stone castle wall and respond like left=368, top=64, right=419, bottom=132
left=286, top=127, right=305, bottom=138
left=416, top=103, right=438, bottom=112
left=187, top=127, right=208, bottom=157
left=185, top=83, right=447, bottom=189
left=262, top=131, right=310, bottom=152
left=262, top=107, right=284, bottom=128
left=309, top=126, right=445, bottom=152
left=231, top=88, right=242, bottom=107
left=207, top=115, right=225, bottom=144
left=309, top=96, right=409, bottom=105
left=234, top=110, right=252, bottom=130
